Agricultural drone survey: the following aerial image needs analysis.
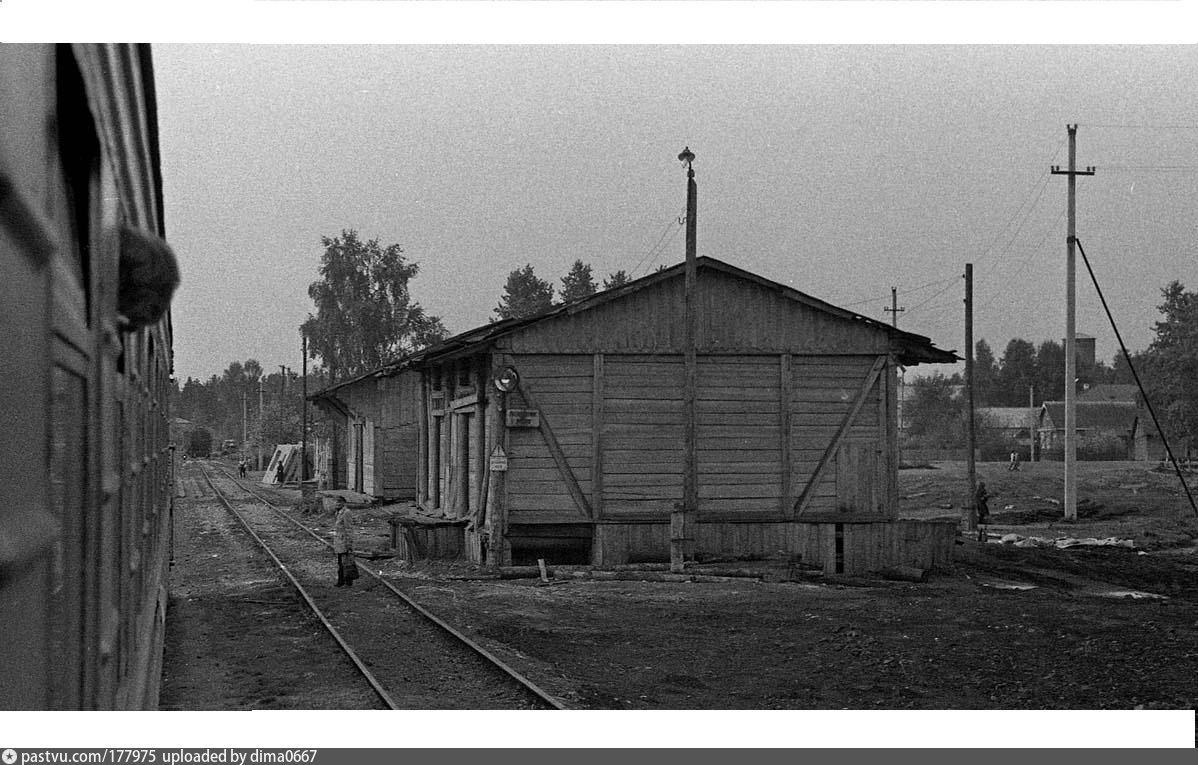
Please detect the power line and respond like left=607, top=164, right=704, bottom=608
left=905, top=275, right=963, bottom=315
left=1099, top=165, right=1198, bottom=172
left=977, top=208, right=1066, bottom=313
left=839, top=275, right=957, bottom=310
left=629, top=212, right=682, bottom=276
left=1080, top=123, right=1198, bottom=130
left=641, top=219, right=684, bottom=275
left=908, top=138, right=1066, bottom=320
left=969, top=137, right=1066, bottom=275
left=974, top=164, right=1058, bottom=283
left=903, top=275, right=962, bottom=296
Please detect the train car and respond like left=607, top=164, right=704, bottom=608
left=0, top=44, right=178, bottom=709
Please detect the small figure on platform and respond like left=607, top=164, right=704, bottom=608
left=333, top=497, right=358, bottom=588
left=975, top=481, right=990, bottom=542
left=1008, top=451, right=1021, bottom=471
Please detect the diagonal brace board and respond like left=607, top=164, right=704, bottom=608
left=792, top=355, right=887, bottom=517
left=514, top=374, right=594, bottom=520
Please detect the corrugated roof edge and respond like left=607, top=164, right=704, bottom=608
left=309, top=255, right=958, bottom=399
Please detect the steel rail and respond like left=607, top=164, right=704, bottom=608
left=198, top=465, right=401, bottom=710
left=209, top=463, right=567, bottom=710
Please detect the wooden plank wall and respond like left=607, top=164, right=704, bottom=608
left=376, top=371, right=419, bottom=499
left=330, top=370, right=421, bottom=499
left=506, top=269, right=890, bottom=356
left=789, top=355, right=884, bottom=514
left=697, top=356, right=783, bottom=518
left=505, top=354, right=593, bottom=523
left=601, top=355, right=685, bottom=518
left=498, top=351, right=891, bottom=524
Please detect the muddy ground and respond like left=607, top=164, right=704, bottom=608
left=166, top=459, right=1198, bottom=711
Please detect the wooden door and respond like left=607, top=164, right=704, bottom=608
left=352, top=421, right=364, bottom=494
left=362, top=419, right=375, bottom=495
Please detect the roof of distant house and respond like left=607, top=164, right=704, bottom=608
left=1077, top=384, right=1139, bottom=403
left=1040, top=401, right=1138, bottom=432
left=976, top=407, right=1037, bottom=429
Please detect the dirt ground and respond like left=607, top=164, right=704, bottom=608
left=170, top=459, right=1198, bottom=712
left=160, top=470, right=384, bottom=710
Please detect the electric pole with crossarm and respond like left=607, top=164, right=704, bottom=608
left=884, top=287, right=905, bottom=328
left=1050, top=124, right=1095, bottom=522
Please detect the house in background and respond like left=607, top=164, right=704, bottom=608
left=1076, top=383, right=1169, bottom=461
left=975, top=407, right=1038, bottom=460
left=311, top=256, right=960, bottom=575
left=1078, top=383, right=1139, bottom=404
left=1037, top=400, right=1140, bottom=461
left=310, top=365, right=422, bottom=498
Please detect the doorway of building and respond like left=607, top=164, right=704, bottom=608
left=353, top=421, right=364, bottom=494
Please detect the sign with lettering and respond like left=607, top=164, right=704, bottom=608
left=505, top=408, right=540, bottom=428
left=490, top=445, right=508, bottom=472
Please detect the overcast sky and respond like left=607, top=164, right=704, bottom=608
left=155, top=45, right=1198, bottom=383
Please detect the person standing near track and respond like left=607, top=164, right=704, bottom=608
left=333, top=497, right=359, bottom=587
left=975, top=481, right=991, bottom=543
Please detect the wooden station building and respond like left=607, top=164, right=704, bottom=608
left=312, top=255, right=958, bottom=574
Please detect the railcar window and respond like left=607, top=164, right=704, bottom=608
left=55, top=45, right=101, bottom=322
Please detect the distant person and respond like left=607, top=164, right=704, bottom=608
left=238, top=458, right=247, bottom=479
left=275, top=461, right=286, bottom=485
left=1008, top=451, right=1020, bottom=471
left=975, top=481, right=990, bottom=541
left=333, top=497, right=358, bottom=588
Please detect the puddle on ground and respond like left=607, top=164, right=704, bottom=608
left=975, top=578, right=1039, bottom=591
left=1081, top=588, right=1168, bottom=600
left=976, top=577, right=1167, bottom=600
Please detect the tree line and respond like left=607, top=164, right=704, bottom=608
left=301, top=229, right=650, bottom=382
left=173, top=359, right=317, bottom=454
left=175, top=231, right=652, bottom=449
left=906, top=280, right=1198, bottom=451
left=493, top=260, right=635, bottom=320
left=181, top=228, right=1196, bottom=459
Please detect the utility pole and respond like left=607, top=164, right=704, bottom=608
left=883, top=287, right=905, bottom=328
left=301, top=332, right=308, bottom=483
left=885, top=287, right=906, bottom=466
left=257, top=377, right=264, bottom=471
left=279, top=365, right=287, bottom=396
left=674, top=146, right=698, bottom=573
left=1051, top=124, right=1095, bottom=521
left=965, top=264, right=977, bottom=533
left=242, top=390, right=248, bottom=449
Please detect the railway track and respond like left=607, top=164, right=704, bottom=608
left=196, top=461, right=564, bottom=710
